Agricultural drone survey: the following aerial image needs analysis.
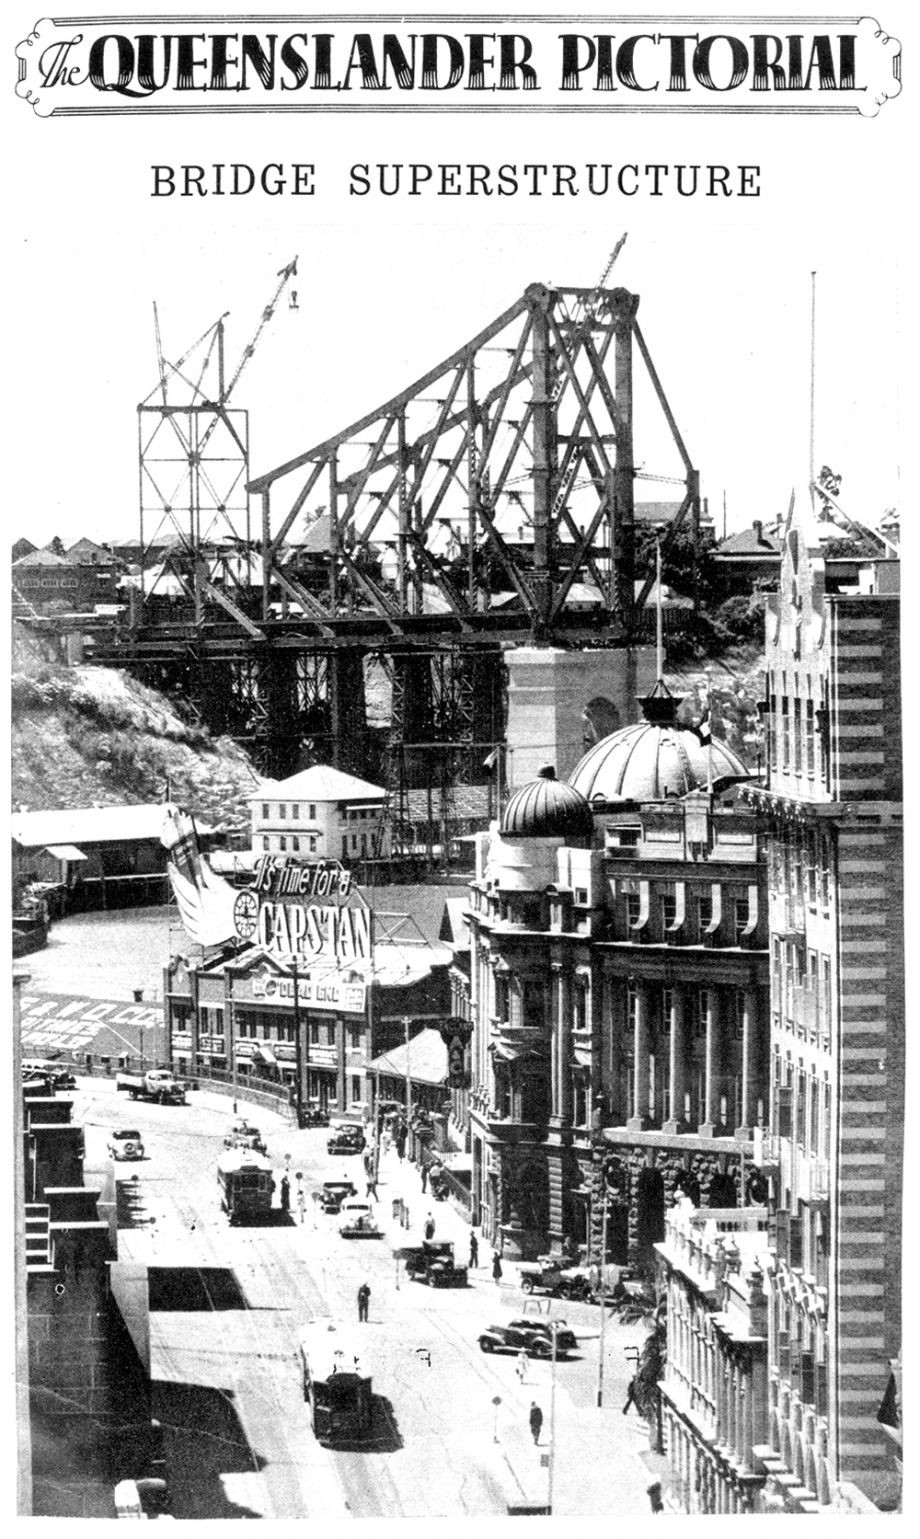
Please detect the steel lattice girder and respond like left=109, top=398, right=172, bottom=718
left=250, top=282, right=698, bottom=642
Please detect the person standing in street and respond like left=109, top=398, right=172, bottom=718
left=424, top=1212, right=436, bottom=1240
left=420, top=1162, right=428, bottom=1194
left=279, top=1174, right=290, bottom=1214
left=492, top=1252, right=503, bottom=1284
left=516, top=1350, right=527, bottom=1385
left=357, top=1281, right=371, bottom=1322
left=529, top=1402, right=543, bottom=1445
left=469, top=1232, right=479, bottom=1269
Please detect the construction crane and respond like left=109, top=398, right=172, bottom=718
left=138, top=257, right=299, bottom=616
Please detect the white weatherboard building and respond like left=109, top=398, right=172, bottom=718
left=251, top=765, right=389, bottom=862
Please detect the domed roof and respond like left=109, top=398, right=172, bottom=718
left=569, top=683, right=749, bottom=804
left=500, top=766, right=594, bottom=840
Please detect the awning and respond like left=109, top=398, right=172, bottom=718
left=252, top=1041, right=278, bottom=1066
left=43, top=844, right=87, bottom=861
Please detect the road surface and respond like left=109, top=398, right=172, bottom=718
left=79, top=1078, right=651, bottom=1518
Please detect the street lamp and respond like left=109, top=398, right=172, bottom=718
left=596, top=1191, right=610, bottom=1407
left=492, top=1394, right=502, bottom=1443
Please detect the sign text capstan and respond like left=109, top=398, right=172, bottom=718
left=251, top=857, right=371, bottom=964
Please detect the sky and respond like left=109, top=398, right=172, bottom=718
left=5, top=3, right=914, bottom=554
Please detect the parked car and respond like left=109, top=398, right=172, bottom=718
left=507, top=1318, right=578, bottom=1353
left=108, top=1128, right=145, bottom=1161
left=327, top=1123, right=366, bottom=1155
left=477, top=1323, right=572, bottom=1359
left=518, top=1260, right=593, bottom=1299
left=300, top=1106, right=330, bottom=1128
left=404, top=1240, right=468, bottom=1288
left=316, top=1180, right=358, bottom=1214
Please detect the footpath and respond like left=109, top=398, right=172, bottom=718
left=212, top=1087, right=666, bottom=1519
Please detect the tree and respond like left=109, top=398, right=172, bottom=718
left=46, top=536, right=66, bottom=557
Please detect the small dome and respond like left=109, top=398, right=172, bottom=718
left=500, top=766, right=594, bottom=840
left=569, top=689, right=749, bottom=803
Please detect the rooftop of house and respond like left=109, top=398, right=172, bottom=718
left=253, top=765, right=388, bottom=803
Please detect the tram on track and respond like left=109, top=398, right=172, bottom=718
left=217, top=1148, right=275, bottom=1224
left=299, top=1323, right=373, bottom=1445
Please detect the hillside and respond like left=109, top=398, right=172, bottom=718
left=10, top=623, right=766, bottom=828
left=11, top=625, right=259, bottom=833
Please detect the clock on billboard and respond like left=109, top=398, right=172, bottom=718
left=234, top=890, right=259, bottom=941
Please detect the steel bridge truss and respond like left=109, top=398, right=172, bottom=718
left=250, top=281, right=700, bottom=644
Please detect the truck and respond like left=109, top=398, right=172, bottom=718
left=404, top=1240, right=468, bottom=1288
left=116, top=1068, right=187, bottom=1105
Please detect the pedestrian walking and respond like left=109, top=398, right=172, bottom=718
left=622, top=1376, right=638, bottom=1415
left=469, top=1233, right=479, bottom=1269
left=279, top=1174, right=290, bottom=1214
left=424, top=1212, right=436, bottom=1241
left=529, top=1402, right=543, bottom=1445
left=395, top=1131, right=406, bottom=1162
left=492, top=1252, right=503, bottom=1284
left=357, top=1281, right=371, bottom=1322
left=647, top=1481, right=664, bottom=1514
left=365, top=1173, right=379, bottom=1199
left=516, top=1350, right=528, bottom=1385
left=421, top=1163, right=428, bottom=1194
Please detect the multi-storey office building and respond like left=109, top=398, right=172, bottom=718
left=657, top=1197, right=772, bottom=1514
left=745, top=504, right=902, bottom=1511
left=466, top=684, right=771, bottom=1264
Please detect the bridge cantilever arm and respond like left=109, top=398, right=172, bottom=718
left=248, top=292, right=532, bottom=493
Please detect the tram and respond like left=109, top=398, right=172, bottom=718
left=217, top=1148, right=275, bottom=1224
left=299, top=1323, right=373, bottom=1445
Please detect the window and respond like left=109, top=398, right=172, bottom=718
left=292, top=836, right=300, bottom=852
left=734, top=894, right=750, bottom=945
left=662, top=894, right=677, bottom=933
left=805, top=697, right=815, bottom=776
left=625, top=893, right=641, bottom=929
left=262, top=836, right=269, bottom=851
left=780, top=693, right=789, bottom=766
left=309, top=835, right=317, bottom=853
left=574, top=887, right=589, bottom=905
left=349, top=1025, right=362, bottom=1050
left=309, top=803, right=316, bottom=820
left=262, top=803, right=269, bottom=819
left=793, top=697, right=803, bottom=773
left=697, top=891, right=713, bottom=937
left=614, top=826, right=640, bottom=848
left=292, top=803, right=300, bottom=819
left=279, top=802, right=286, bottom=820
left=279, top=836, right=287, bottom=852
left=351, top=1075, right=362, bottom=1103
left=310, top=1022, right=320, bottom=1045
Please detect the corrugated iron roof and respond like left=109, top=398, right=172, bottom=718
left=11, top=803, right=212, bottom=848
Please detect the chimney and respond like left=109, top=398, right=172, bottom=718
left=753, top=520, right=763, bottom=544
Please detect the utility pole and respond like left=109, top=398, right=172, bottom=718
left=292, top=956, right=304, bottom=1129
left=405, top=1015, right=413, bottom=1124
left=548, top=1321, right=559, bottom=1514
left=596, top=1194, right=610, bottom=1407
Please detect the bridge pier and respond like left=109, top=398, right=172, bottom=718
left=504, top=645, right=657, bottom=790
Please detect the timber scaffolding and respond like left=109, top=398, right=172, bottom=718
left=72, top=277, right=703, bottom=864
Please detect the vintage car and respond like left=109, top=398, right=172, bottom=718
left=108, top=1128, right=146, bottom=1161
left=327, top=1123, right=366, bottom=1156
left=300, top=1105, right=330, bottom=1128
left=518, top=1260, right=593, bottom=1300
left=507, top=1318, right=578, bottom=1354
left=339, top=1212, right=383, bottom=1240
left=223, top=1120, right=267, bottom=1155
left=478, top=1323, right=573, bottom=1359
left=404, top=1240, right=468, bottom=1288
left=316, top=1180, right=358, bottom=1214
